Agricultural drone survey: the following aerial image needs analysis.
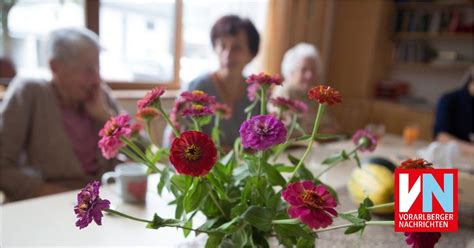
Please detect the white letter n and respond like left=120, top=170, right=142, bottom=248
left=399, top=173, right=421, bottom=212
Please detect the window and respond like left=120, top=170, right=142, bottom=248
left=4, top=0, right=85, bottom=78
left=3, top=0, right=268, bottom=89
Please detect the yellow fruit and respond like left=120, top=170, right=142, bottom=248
left=347, top=163, right=394, bottom=214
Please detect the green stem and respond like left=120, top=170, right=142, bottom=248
left=314, top=143, right=364, bottom=178
left=105, top=208, right=151, bottom=223
left=260, top=86, right=267, bottom=115
left=214, top=113, right=221, bottom=146
left=313, top=220, right=394, bottom=234
left=157, top=105, right=180, bottom=137
left=257, top=150, right=264, bottom=186
left=289, top=104, right=326, bottom=181
left=272, top=114, right=298, bottom=162
left=192, top=118, right=201, bottom=131
left=272, top=218, right=300, bottom=224
left=365, top=220, right=394, bottom=226
left=206, top=181, right=227, bottom=218
left=104, top=209, right=213, bottom=233
left=341, top=202, right=395, bottom=215
left=144, top=120, right=156, bottom=146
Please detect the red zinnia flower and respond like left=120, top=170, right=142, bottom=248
left=169, top=131, right=217, bottom=177
left=246, top=72, right=283, bottom=86
left=404, top=232, right=441, bottom=248
left=282, top=181, right=338, bottom=229
left=307, top=85, right=342, bottom=105
left=399, top=159, right=433, bottom=169
left=137, top=87, right=165, bottom=110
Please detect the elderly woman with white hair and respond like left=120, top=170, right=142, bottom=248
left=0, top=28, right=121, bottom=201
left=270, top=43, right=339, bottom=135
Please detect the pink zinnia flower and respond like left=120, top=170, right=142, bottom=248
left=180, top=90, right=216, bottom=105
left=270, top=97, right=308, bottom=115
left=98, top=114, right=132, bottom=159
left=404, top=232, right=441, bottom=248
left=246, top=72, right=283, bottom=86
left=182, top=104, right=214, bottom=118
left=352, top=129, right=378, bottom=152
left=212, top=103, right=232, bottom=120
left=282, top=181, right=338, bottom=230
left=74, top=181, right=110, bottom=229
left=137, top=87, right=165, bottom=110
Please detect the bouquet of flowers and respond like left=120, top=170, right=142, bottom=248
left=74, top=72, right=441, bottom=248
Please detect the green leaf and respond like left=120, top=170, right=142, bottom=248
left=231, top=228, right=248, bottom=248
left=197, top=217, right=220, bottom=233
left=242, top=206, right=273, bottom=231
left=344, top=225, right=364, bottom=234
left=274, top=164, right=295, bottom=173
left=296, top=134, right=312, bottom=141
left=216, top=217, right=240, bottom=234
left=296, top=237, right=315, bottom=248
left=183, top=180, right=208, bottom=213
left=262, top=162, right=286, bottom=187
left=207, top=172, right=228, bottom=200
left=321, top=153, right=344, bottom=165
left=157, top=167, right=169, bottom=196
left=241, top=179, right=252, bottom=204
left=183, top=218, right=193, bottom=237
left=211, top=127, right=220, bottom=143
left=205, top=233, right=225, bottom=248
left=339, top=213, right=365, bottom=226
left=146, top=213, right=164, bottom=229
left=175, top=196, right=184, bottom=219
left=170, top=175, right=188, bottom=193
left=230, top=203, right=248, bottom=219
left=274, top=224, right=313, bottom=239
left=288, top=154, right=314, bottom=181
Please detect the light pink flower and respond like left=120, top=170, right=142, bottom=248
left=137, top=87, right=165, bottom=110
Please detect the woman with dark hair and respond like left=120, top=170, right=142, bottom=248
left=179, top=15, right=260, bottom=148
left=434, top=66, right=474, bottom=155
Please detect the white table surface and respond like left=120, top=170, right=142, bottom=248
left=1, top=135, right=473, bottom=247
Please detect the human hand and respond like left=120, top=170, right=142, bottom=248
left=84, top=85, right=112, bottom=122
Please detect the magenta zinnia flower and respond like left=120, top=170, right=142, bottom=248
left=180, top=90, right=216, bottom=105
left=74, top=181, right=110, bottom=229
left=404, top=232, right=441, bottom=248
left=137, top=86, right=165, bottom=110
left=246, top=72, right=283, bottom=86
left=352, top=129, right=378, bottom=152
left=182, top=104, right=214, bottom=117
left=282, top=181, right=338, bottom=230
left=98, top=114, right=132, bottom=159
left=239, top=114, right=287, bottom=150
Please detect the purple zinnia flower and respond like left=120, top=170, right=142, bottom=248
left=239, top=114, right=287, bottom=150
left=404, top=232, right=441, bottom=248
left=74, top=181, right=110, bottom=229
left=352, top=129, right=378, bottom=152
left=270, top=97, right=309, bottom=115
left=282, top=181, right=338, bottom=230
